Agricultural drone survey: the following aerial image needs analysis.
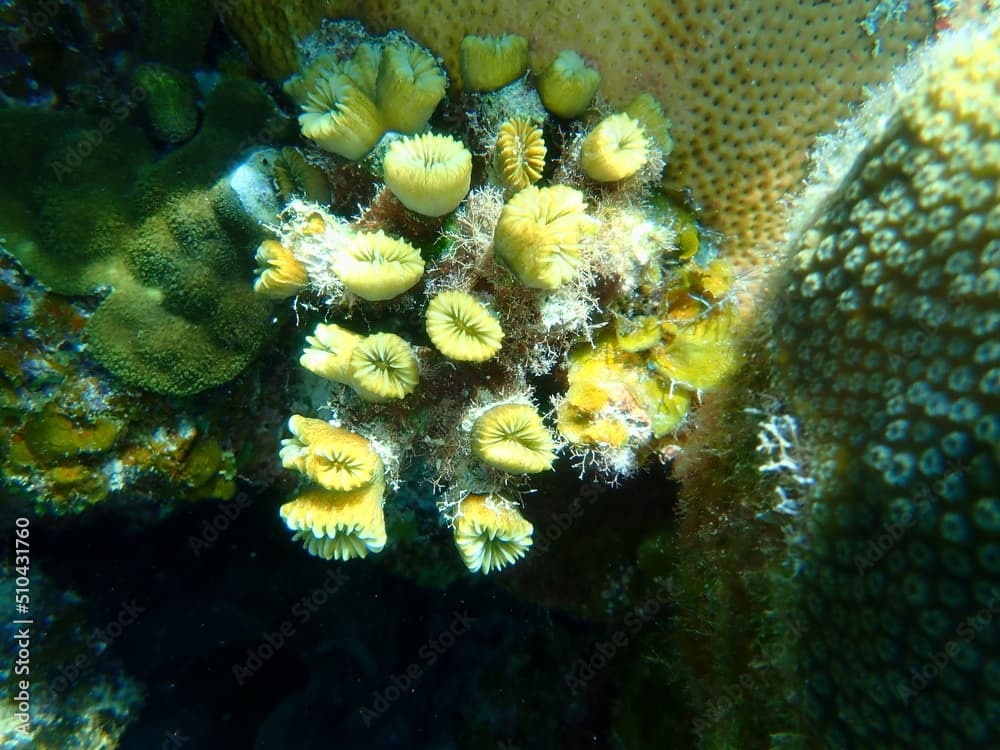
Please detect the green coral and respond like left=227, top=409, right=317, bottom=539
left=0, top=80, right=287, bottom=395
left=132, top=62, right=200, bottom=144
left=139, top=0, right=216, bottom=69
left=769, top=21, right=1000, bottom=749
left=19, top=411, right=121, bottom=463
left=668, top=18, right=1000, bottom=750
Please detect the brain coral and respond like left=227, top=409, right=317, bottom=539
left=222, top=1, right=935, bottom=273
left=771, top=20, right=1000, bottom=748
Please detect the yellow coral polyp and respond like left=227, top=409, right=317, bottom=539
left=557, top=337, right=694, bottom=447
left=453, top=493, right=533, bottom=574
left=299, top=74, right=384, bottom=160
left=459, top=34, right=529, bottom=92
left=333, top=230, right=425, bottom=301
left=278, top=414, right=321, bottom=473
left=471, top=403, right=556, bottom=474
left=273, top=146, right=331, bottom=205
left=581, top=113, right=650, bottom=182
left=649, top=309, right=738, bottom=393
left=279, top=415, right=382, bottom=492
left=623, top=93, right=673, bottom=156
left=615, top=315, right=663, bottom=353
left=536, top=50, right=601, bottom=119
left=375, top=43, right=447, bottom=133
left=342, top=43, right=381, bottom=99
left=493, top=184, right=590, bottom=289
left=383, top=133, right=472, bottom=217
left=253, top=239, right=309, bottom=298
left=494, top=118, right=546, bottom=192
left=300, top=326, right=419, bottom=402
left=300, top=323, right=363, bottom=384
left=425, top=290, right=504, bottom=362
left=349, top=332, right=420, bottom=402
left=556, top=381, right=633, bottom=448
left=281, top=481, right=387, bottom=560
left=305, top=439, right=381, bottom=492
left=283, top=52, right=341, bottom=106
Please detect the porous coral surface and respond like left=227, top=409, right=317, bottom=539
left=222, top=0, right=936, bottom=274
left=771, top=20, right=1000, bottom=749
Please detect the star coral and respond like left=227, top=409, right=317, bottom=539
left=768, top=20, right=1000, bottom=747
left=1, top=80, right=282, bottom=396
left=221, top=1, right=943, bottom=279
left=671, top=14, right=1000, bottom=749
left=256, top=21, right=742, bottom=574
left=0, top=255, right=271, bottom=513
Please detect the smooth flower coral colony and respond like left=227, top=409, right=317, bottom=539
left=252, top=22, right=740, bottom=573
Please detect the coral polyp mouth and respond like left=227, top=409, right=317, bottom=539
left=257, top=19, right=737, bottom=574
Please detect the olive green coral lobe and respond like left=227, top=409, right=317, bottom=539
left=771, top=25, right=1000, bottom=749
left=1, top=81, right=286, bottom=395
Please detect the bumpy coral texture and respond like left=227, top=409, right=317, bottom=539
left=771, top=24, right=1000, bottom=749
left=353, top=0, right=935, bottom=273
left=2, top=81, right=279, bottom=396
left=218, top=0, right=358, bottom=80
